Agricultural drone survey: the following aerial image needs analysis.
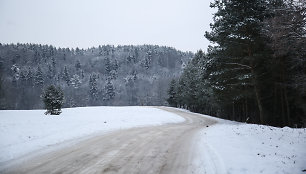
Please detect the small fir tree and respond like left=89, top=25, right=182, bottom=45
left=42, top=85, right=64, bottom=115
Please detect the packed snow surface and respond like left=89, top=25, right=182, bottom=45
left=200, top=119, right=306, bottom=174
left=0, top=106, right=184, bottom=164
left=172, top=108, right=306, bottom=174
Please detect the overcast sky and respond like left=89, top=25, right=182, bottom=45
left=0, top=0, right=215, bottom=52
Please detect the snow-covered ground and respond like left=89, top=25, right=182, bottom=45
left=199, top=119, right=306, bottom=174
left=0, top=106, right=184, bottom=164
left=1, top=106, right=305, bottom=173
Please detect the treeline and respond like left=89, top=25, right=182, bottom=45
left=0, top=43, right=193, bottom=109
left=168, top=0, right=306, bottom=127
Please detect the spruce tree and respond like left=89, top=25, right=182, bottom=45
left=42, top=85, right=64, bottom=115
left=34, top=67, right=44, bottom=88
left=105, top=79, right=115, bottom=101
left=20, top=71, right=27, bottom=85
left=27, top=67, right=34, bottom=87
left=105, top=57, right=111, bottom=76
left=71, top=74, right=81, bottom=89
left=47, top=64, right=53, bottom=80
left=75, top=60, right=81, bottom=74
left=89, top=74, right=98, bottom=104
left=167, top=79, right=177, bottom=107
left=51, top=57, right=56, bottom=76
left=63, top=66, right=70, bottom=86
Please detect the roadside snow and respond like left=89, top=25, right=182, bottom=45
left=0, top=106, right=184, bottom=164
left=200, top=121, right=306, bottom=174
left=172, top=108, right=306, bottom=173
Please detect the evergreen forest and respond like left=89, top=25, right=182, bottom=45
left=168, top=0, right=306, bottom=127
left=0, top=44, right=192, bottom=109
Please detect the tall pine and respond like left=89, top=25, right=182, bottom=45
left=205, top=0, right=270, bottom=124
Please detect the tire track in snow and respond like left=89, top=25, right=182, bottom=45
left=1, top=107, right=220, bottom=174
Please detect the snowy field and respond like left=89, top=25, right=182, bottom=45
left=200, top=119, right=306, bottom=174
left=0, top=106, right=184, bottom=164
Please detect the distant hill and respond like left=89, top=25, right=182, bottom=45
left=0, top=43, right=193, bottom=109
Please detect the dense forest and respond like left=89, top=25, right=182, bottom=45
left=0, top=43, right=193, bottom=109
left=168, top=0, right=306, bottom=127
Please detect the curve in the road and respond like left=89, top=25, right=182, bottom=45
left=1, top=107, right=218, bottom=174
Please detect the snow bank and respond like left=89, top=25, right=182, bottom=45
left=201, top=122, right=306, bottom=174
left=0, top=106, right=184, bottom=164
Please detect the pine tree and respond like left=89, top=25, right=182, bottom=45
left=34, top=67, right=44, bottom=88
left=105, top=57, right=111, bottom=76
left=63, top=66, right=70, bottom=86
left=20, top=70, right=27, bottom=85
left=63, top=53, right=66, bottom=61
left=51, top=57, right=56, bottom=76
left=11, top=64, right=20, bottom=84
left=98, top=45, right=103, bottom=56
left=75, top=60, right=81, bottom=74
left=134, top=48, right=139, bottom=62
left=125, top=75, right=137, bottom=105
left=27, top=67, right=34, bottom=87
left=89, top=74, right=98, bottom=104
left=41, top=85, right=64, bottom=115
left=71, top=74, right=81, bottom=89
left=205, top=0, right=270, bottom=124
left=105, top=79, right=115, bottom=101
left=47, top=64, right=53, bottom=80
left=167, top=79, right=177, bottom=107
left=113, top=59, right=119, bottom=71
left=144, top=51, right=152, bottom=70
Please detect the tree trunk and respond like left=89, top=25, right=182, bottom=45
left=280, top=86, right=285, bottom=126
left=273, top=83, right=277, bottom=123
left=254, top=83, right=265, bottom=124
left=281, top=59, right=290, bottom=126
left=248, top=47, right=265, bottom=124
left=250, top=65, right=265, bottom=124
left=283, top=86, right=291, bottom=126
left=245, top=98, right=248, bottom=122
left=232, top=102, right=235, bottom=120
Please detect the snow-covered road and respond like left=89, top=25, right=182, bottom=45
left=0, top=107, right=217, bottom=174
left=0, top=106, right=184, bottom=165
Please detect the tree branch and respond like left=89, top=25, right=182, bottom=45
left=225, top=63, right=252, bottom=69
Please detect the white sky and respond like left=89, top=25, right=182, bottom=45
left=0, top=0, right=215, bottom=52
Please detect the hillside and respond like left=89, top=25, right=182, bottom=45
left=0, top=43, right=193, bottom=109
